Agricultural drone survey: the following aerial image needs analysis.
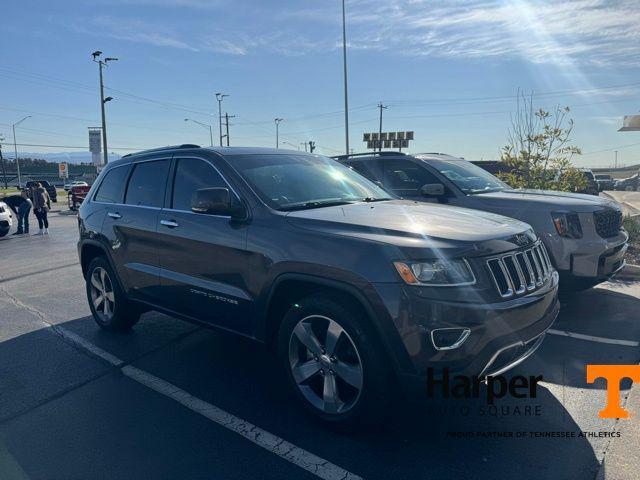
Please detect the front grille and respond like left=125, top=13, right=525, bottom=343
left=486, top=242, right=552, bottom=298
left=593, top=209, right=622, bottom=238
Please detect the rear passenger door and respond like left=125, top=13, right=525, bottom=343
left=102, top=158, right=170, bottom=301
left=156, top=156, right=252, bottom=334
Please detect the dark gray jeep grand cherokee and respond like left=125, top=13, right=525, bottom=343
left=78, top=145, right=559, bottom=427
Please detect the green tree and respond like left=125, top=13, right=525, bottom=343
left=498, top=93, right=586, bottom=192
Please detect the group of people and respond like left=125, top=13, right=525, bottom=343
left=5, top=182, right=51, bottom=235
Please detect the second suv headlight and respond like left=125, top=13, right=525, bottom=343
left=394, top=259, right=475, bottom=286
left=551, top=211, right=583, bottom=239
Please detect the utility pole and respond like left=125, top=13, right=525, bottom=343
left=377, top=102, right=387, bottom=152
left=274, top=118, right=283, bottom=148
left=341, top=0, right=350, bottom=157
left=223, top=113, right=235, bottom=147
left=12, top=116, right=31, bottom=188
left=215, top=93, right=229, bottom=147
left=0, top=135, right=7, bottom=189
left=300, top=142, right=308, bottom=152
left=614, top=150, right=618, bottom=169
left=92, top=51, right=117, bottom=165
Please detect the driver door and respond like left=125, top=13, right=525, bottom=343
left=155, top=156, right=253, bottom=335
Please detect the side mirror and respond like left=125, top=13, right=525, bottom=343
left=420, top=183, right=445, bottom=197
left=191, top=187, right=245, bottom=218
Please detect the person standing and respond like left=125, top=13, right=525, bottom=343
left=12, top=190, right=32, bottom=235
left=32, top=182, right=51, bottom=235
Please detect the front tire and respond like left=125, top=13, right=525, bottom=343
left=86, top=256, right=141, bottom=332
left=277, top=293, right=393, bottom=429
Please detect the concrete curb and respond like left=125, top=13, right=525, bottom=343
left=615, top=263, right=640, bottom=282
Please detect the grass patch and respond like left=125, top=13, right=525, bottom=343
left=624, top=215, right=640, bottom=242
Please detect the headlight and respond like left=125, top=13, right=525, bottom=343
left=551, top=211, right=582, bottom=239
left=393, top=259, right=475, bottom=286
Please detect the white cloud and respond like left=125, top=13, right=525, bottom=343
left=342, top=0, right=640, bottom=66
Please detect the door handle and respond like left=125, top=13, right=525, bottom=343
left=160, top=219, right=179, bottom=228
left=107, top=212, right=122, bottom=219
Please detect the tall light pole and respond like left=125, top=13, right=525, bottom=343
left=0, top=134, right=7, bottom=189
left=341, top=0, right=350, bottom=156
left=12, top=115, right=31, bottom=188
left=274, top=118, right=283, bottom=148
left=184, top=118, right=214, bottom=147
left=215, top=93, right=229, bottom=147
left=92, top=51, right=117, bottom=165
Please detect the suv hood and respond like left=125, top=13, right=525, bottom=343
left=286, top=200, right=533, bottom=251
left=474, top=189, right=620, bottom=213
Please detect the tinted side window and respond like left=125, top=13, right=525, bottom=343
left=94, top=165, right=130, bottom=203
left=348, top=160, right=384, bottom=182
left=384, top=159, right=440, bottom=193
left=125, top=160, right=170, bottom=208
left=172, top=158, right=228, bottom=210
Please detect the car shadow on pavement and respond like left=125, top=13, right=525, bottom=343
left=0, top=312, right=602, bottom=480
left=528, top=286, right=640, bottom=390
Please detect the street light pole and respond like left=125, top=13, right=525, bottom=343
left=92, top=51, right=117, bottom=165
left=215, top=93, right=229, bottom=147
left=274, top=118, right=283, bottom=148
left=341, top=0, right=350, bottom=156
left=0, top=135, right=7, bottom=189
left=12, top=115, right=31, bottom=188
left=184, top=118, right=214, bottom=147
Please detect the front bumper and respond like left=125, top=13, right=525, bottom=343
left=373, top=271, right=559, bottom=390
left=544, top=221, right=628, bottom=279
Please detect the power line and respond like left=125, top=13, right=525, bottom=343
left=0, top=142, right=149, bottom=151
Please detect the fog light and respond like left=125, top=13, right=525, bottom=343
left=431, top=328, right=471, bottom=351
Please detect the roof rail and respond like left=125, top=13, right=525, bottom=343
left=122, top=144, right=201, bottom=158
left=331, top=151, right=406, bottom=160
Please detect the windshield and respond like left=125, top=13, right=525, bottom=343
left=425, top=158, right=509, bottom=195
left=230, top=154, right=393, bottom=211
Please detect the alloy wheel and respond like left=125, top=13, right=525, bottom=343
left=90, top=267, right=115, bottom=322
left=288, top=315, right=363, bottom=415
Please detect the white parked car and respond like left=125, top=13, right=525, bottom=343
left=0, top=201, right=13, bottom=238
left=64, top=181, right=89, bottom=191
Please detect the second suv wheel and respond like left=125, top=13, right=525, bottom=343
left=277, top=293, right=392, bottom=427
left=86, top=256, right=141, bottom=332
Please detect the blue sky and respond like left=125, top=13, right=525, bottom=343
left=1, top=0, right=640, bottom=167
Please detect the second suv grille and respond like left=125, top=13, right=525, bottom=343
left=486, top=242, right=552, bottom=298
left=593, top=209, right=622, bottom=238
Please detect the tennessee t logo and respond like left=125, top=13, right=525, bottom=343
left=586, top=365, right=640, bottom=418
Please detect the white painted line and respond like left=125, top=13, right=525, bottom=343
left=548, top=329, right=639, bottom=347
left=122, top=365, right=362, bottom=480
left=50, top=325, right=124, bottom=366
left=1, top=287, right=362, bottom=479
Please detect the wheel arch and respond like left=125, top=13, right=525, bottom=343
left=261, top=273, right=410, bottom=376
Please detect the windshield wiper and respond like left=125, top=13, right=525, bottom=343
left=362, top=197, right=392, bottom=202
left=281, top=200, right=355, bottom=211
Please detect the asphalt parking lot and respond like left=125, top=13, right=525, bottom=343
left=1, top=213, right=639, bottom=480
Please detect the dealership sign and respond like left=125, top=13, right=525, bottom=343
left=58, top=162, right=68, bottom=179
left=363, top=131, right=414, bottom=150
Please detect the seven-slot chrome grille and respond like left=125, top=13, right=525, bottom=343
left=486, top=242, right=553, bottom=298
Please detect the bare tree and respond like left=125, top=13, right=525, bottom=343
left=499, top=91, right=586, bottom=192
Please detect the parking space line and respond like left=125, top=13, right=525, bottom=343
left=0, top=286, right=362, bottom=480
left=123, top=365, right=362, bottom=480
left=548, top=328, right=639, bottom=347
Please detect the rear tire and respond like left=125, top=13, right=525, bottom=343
left=277, top=293, right=393, bottom=430
left=86, top=256, right=141, bottom=332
